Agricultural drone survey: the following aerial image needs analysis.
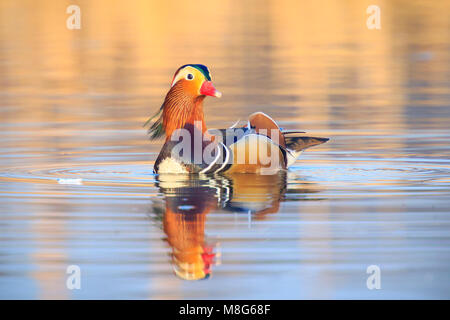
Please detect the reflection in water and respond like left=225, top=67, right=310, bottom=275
left=153, top=172, right=291, bottom=280
left=154, top=175, right=223, bottom=280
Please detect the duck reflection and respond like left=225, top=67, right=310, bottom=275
left=153, top=172, right=288, bottom=280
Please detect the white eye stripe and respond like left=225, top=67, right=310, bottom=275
left=171, top=66, right=198, bottom=87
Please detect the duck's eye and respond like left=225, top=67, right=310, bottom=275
left=186, top=73, right=194, bottom=80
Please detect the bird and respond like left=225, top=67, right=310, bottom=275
left=145, top=64, right=329, bottom=174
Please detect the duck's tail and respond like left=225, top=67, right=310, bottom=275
left=284, top=135, right=329, bottom=152
left=284, top=134, right=329, bottom=167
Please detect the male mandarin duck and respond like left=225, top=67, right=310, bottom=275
left=146, top=64, right=329, bottom=174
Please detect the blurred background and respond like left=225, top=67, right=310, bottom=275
left=0, top=0, right=449, bottom=299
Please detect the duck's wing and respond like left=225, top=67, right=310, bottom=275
left=208, top=112, right=286, bottom=147
left=207, top=112, right=288, bottom=174
left=248, top=112, right=286, bottom=148
left=206, top=112, right=329, bottom=173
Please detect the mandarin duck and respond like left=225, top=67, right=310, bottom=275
left=146, top=64, right=329, bottom=174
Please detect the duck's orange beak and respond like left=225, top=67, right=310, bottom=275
left=200, top=81, right=222, bottom=98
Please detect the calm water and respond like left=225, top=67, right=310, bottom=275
left=0, top=0, right=449, bottom=299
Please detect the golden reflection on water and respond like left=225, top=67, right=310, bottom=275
left=0, top=0, right=449, bottom=298
left=1, top=0, right=449, bottom=133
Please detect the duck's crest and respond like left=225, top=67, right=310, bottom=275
left=177, top=64, right=211, bottom=81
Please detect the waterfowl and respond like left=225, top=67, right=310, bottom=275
left=146, top=64, right=329, bottom=174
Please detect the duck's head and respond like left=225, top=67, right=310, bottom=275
left=170, top=64, right=221, bottom=98
left=146, top=64, right=221, bottom=140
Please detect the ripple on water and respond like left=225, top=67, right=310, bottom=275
left=0, top=156, right=449, bottom=186
left=0, top=154, right=449, bottom=299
